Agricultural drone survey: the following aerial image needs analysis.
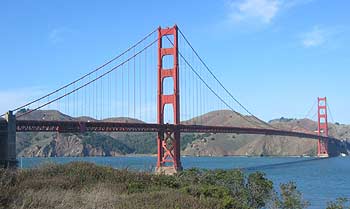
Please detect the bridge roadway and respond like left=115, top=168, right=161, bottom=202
left=0, top=119, right=335, bottom=141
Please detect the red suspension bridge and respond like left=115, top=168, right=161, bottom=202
left=0, top=25, right=337, bottom=172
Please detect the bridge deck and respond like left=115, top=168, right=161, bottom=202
left=0, top=120, right=334, bottom=141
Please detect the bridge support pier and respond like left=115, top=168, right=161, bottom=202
left=0, top=111, right=17, bottom=168
left=156, top=129, right=182, bottom=175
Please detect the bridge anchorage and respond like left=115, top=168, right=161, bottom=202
left=0, top=24, right=336, bottom=170
left=0, top=111, right=16, bottom=168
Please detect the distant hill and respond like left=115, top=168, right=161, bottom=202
left=182, top=111, right=316, bottom=156
left=16, top=110, right=159, bottom=157
left=15, top=109, right=350, bottom=157
left=182, top=110, right=258, bottom=127
left=102, top=117, right=144, bottom=123
left=16, top=109, right=73, bottom=121
left=183, top=112, right=350, bottom=157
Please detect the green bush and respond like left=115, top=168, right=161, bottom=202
left=272, top=182, right=310, bottom=209
left=0, top=162, right=314, bottom=209
left=247, top=171, right=273, bottom=208
left=327, top=198, right=350, bottom=209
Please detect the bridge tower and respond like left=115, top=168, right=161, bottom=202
left=156, top=25, right=182, bottom=174
left=317, top=97, right=329, bottom=157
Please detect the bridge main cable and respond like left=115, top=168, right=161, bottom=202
left=177, top=44, right=267, bottom=129
left=1, top=27, right=158, bottom=118
left=177, top=28, right=277, bottom=130
left=16, top=35, right=160, bottom=118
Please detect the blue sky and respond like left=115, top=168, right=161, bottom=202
left=1, top=0, right=349, bottom=123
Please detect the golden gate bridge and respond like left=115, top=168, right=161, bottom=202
left=0, top=25, right=336, bottom=173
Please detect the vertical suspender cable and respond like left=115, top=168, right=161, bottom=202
left=122, top=63, right=124, bottom=118
left=178, top=28, right=277, bottom=129
left=95, top=71, right=97, bottom=119
left=76, top=81, right=78, bottom=117
left=133, top=48, right=136, bottom=119
left=114, top=67, right=117, bottom=117
left=88, top=75, right=90, bottom=117
left=145, top=47, right=147, bottom=122
left=72, top=83, right=74, bottom=117
left=192, top=67, right=195, bottom=124
left=67, top=87, right=70, bottom=116
left=139, top=50, right=142, bottom=121
left=100, top=75, right=102, bottom=119
left=127, top=56, right=130, bottom=119
left=196, top=57, right=199, bottom=124
left=108, top=72, right=110, bottom=118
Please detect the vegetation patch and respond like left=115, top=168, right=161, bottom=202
left=0, top=162, right=344, bottom=209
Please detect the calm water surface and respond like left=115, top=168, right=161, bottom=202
left=20, top=156, right=350, bottom=208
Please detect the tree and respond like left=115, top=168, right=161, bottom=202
left=272, top=182, right=309, bottom=209
left=327, top=198, right=349, bottom=209
left=247, top=172, right=273, bottom=208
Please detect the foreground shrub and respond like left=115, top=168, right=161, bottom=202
left=0, top=162, right=311, bottom=209
left=269, top=182, right=310, bottom=209
left=247, top=172, right=274, bottom=208
left=327, top=198, right=350, bottom=209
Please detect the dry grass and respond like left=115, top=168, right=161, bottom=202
left=2, top=162, right=309, bottom=209
left=11, top=187, right=219, bottom=209
left=0, top=162, right=222, bottom=209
